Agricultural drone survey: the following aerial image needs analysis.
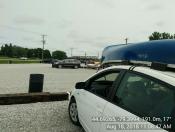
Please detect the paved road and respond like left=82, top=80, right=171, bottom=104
left=0, top=64, right=95, bottom=132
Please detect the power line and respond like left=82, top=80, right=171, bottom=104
left=0, top=25, right=45, bottom=47
left=0, top=24, right=41, bottom=35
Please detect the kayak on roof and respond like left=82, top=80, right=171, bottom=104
left=101, top=40, right=175, bottom=65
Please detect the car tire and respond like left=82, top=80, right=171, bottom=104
left=58, top=65, right=62, bottom=68
left=68, top=98, right=80, bottom=126
left=74, top=65, right=78, bottom=69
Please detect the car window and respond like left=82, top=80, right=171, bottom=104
left=67, top=60, right=70, bottom=62
left=96, top=73, right=117, bottom=81
left=88, top=71, right=120, bottom=99
left=114, top=72, right=175, bottom=130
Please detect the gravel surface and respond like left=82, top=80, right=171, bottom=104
left=0, top=64, right=95, bottom=132
left=0, top=101, right=84, bottom=132
left=0, top=64, right=95, bottom=94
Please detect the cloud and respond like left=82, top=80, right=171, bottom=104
left=0, top=4, right=3, bottom=8
left=22, top=37, right=40, bottom=43
left=88, top=0, right=117, bottom=8
left=156, top=21, right=165, bottom=27
left=72, top=36, right=117, bottom=50
left=146, top=4, right=163, bottom=11
left=0, top=24, right=41, bottom=35
left=57, top=19, right=72, bottom=29
left=1, top=0, right=173, bottom=56
left=67, top=30, right=82, bottom=39
left=14, top=16, right=45, bottom=26
left=139, top=0, right=164, bottom=11
left=73, top=39, right=93, bottom=44
left=0, top=35, right=5, bottom=39
left=67, top=29, right=121, bottom=50
left=0, top=2, right=4, bottom=9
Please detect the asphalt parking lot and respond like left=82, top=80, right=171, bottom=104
left=0, top=64, right=95, bottom=132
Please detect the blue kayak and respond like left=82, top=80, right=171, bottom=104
left=101, top=40, right=175, bottom=64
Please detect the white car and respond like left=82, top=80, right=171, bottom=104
left=68, top=65, right=175, bottom=132
left=19, top=57, right=28, bottom=60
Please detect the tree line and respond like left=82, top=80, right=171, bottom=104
left=0, top=43, right=67, bottom=60
left=0, top=32, right=173, bottom=60
left=149, top=32, right=175, bottom=40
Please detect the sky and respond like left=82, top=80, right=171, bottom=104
left=0, top=0, right=175, bottom=57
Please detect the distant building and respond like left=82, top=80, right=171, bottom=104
left=68, top=56, right=99, bottom=63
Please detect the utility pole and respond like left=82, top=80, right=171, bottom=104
left=41, top=35, right=47, bottom=61
left=125, top=38, right=128, bottom=44
left=70, top=48, right=74, bottom=57
left=97, top=52, right=99, bottom=58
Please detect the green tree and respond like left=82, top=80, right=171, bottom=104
left=44, top=49, right=51, bottom=59
left=0, top=47, right=2, bottom=55
left=1, top=44, right=9, bottom=57
left=33, top=48, right=42, bottom=59
left=12, top=45, right=27, bottom=57
left=27, top=49, right=35, bottom=58
left=0, top=43, right=57, bottom=60
left=1, top=45, right=5, bottom=56
left=149, top=32, right=161, bottom=40
left=8, top=43, right=13, bottom=57
left=149, top=32, right=175, bottom=40
left=52, top=50, right=67, bottom=60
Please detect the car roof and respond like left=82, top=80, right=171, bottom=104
left=99, top=65, right=175, bottom=86
left=134, top=67, right=175, bottom=86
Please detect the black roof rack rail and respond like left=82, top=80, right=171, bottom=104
left=101, top=60, right=175, bottom=72
left=151, top=62, right=167, bottom=71
left=129, top=66, right=136, bottom=71
left=129, top=66, right=134, bottom=70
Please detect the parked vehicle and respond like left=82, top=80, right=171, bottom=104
left=86, top=62, right=101, bottom=69
left=19, top=57, right=28, bottom=60
left=52, top=60, right=61, bottom=68
left=69, top=64, right=175, bottom=132
left=52, top=59, right=81, bottom=68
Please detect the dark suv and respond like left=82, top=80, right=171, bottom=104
left=52, top=59, right=81, bottom=69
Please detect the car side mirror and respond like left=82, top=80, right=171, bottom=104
left=75, top=82, right=85, bottom=89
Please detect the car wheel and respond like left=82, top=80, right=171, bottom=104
left=74, top=65, right=78, bottom=69
left=68, top=98, right=80, bottom=126
left=58, top=65, right=62, bottom=68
